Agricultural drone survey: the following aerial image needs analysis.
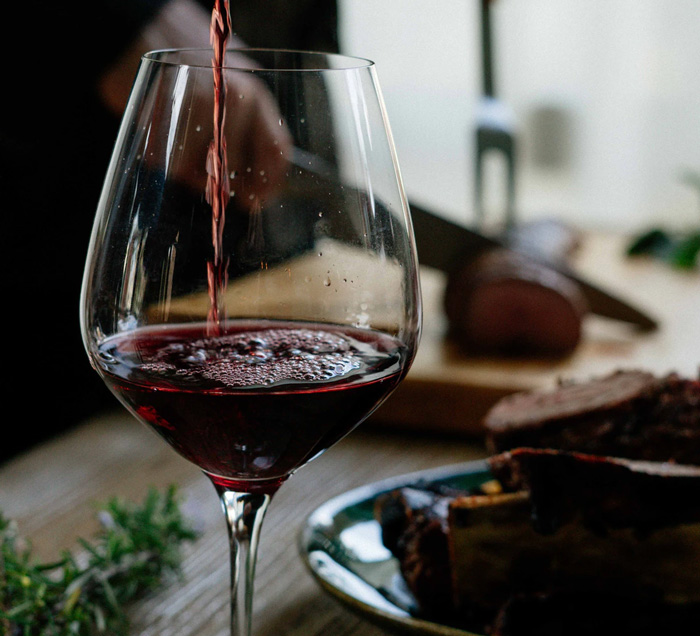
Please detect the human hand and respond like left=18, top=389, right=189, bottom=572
left=98, top=0, right=292, bottom=206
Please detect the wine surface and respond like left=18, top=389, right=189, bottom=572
left=96, top=321, right=407, bottom=492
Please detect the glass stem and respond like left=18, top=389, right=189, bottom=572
left=217, top=487, right=272, bottom=636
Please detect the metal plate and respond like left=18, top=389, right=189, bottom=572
left=299, top=460, right=490, bottom=635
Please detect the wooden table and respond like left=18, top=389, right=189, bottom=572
left=0, top=408, right=487, bottom=635
left=3, top=231, right=697, bottom=633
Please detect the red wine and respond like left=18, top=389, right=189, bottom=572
left=205, top=0, right=232, bottom=329
left=96, top=322, right=407, bottom=493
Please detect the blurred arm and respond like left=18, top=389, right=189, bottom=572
left=98, top=0, right=245, bottom=116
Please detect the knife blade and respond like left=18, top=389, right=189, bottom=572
left=289, top=147, right=658, bottom=331
left=409, top=202, right=658, bottom=331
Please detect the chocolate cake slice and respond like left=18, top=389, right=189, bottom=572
left=484, top=370, right=700, bottom=463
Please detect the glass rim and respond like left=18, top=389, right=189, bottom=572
left=141, top=47, right=375, bottom=72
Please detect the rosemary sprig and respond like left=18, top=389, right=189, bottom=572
left=0, top=486, right=198, bottom=635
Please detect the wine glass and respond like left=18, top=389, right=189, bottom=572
left=80, top=48, right=421, bottom=636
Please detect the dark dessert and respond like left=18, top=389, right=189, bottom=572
left=484, top=370, right=700, bottom=463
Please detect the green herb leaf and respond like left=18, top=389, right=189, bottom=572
left=670, top=231, right=700, bottom=269
left=1, top=486, right=198, bottom=635
left=626, top=228, right=673, bottom=258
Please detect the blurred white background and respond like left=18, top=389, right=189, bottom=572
left=338, top=0, right=700, bottom=233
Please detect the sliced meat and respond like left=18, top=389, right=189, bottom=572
left=484, top=370, right=700, bottom=463
left=444, top=248, right=587, bottom=356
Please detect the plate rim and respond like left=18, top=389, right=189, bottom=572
left=298, top=459, right=490, bottom=636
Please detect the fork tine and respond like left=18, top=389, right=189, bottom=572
left=474, top=101, right=516, bottom=231
left=474, top=0, right=516, bottom=232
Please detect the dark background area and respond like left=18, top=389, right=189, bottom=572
left=1, top=1, right=339, bottom=464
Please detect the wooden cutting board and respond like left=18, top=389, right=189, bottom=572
left=372, top=231, right=700, bottom=436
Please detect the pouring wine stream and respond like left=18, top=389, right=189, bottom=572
left=206, top=0, right=232, bottom=333
left=206, top=5, right=273, bottom=636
